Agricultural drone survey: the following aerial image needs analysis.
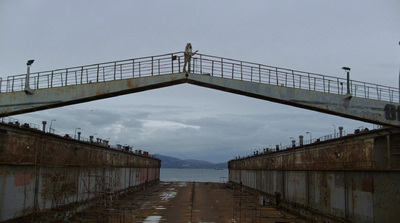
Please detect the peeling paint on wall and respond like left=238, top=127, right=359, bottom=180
left=0, top=122, right=161, bottom=222
left=14, top=173, right=31, bottom=186
left=229, top=128, right=400, bottom=222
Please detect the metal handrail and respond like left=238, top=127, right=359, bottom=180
left=192, top=54, right=399, bottom=102
left=281, top=131, right=347, bottom=150
left=1, top=52, right=184, bottom=93
left=1, top=51, right=399, bottom=103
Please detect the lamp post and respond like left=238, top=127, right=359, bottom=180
left=290, top=137, right=296, bottom=147
left=332, top=124, right=336, bottom=137
left=25, top=60, right=34, bottom=94
left=49, top=119, right=56, bottom=133
left=342, top=67, right=351, bottom=95
left=306, top=131, right=312, bottom=143
left=74, top=128, right=81, bottom=139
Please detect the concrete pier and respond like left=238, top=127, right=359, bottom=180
left=0, top=122, right=160, bottom=222
left=229, top=127, right=400, bottom=222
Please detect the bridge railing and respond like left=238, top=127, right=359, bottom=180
left=0, top=52, right=185, bottom=93
left=192, top=54, right=400, bottom=103
left=1, top=52, right=399, bottom=103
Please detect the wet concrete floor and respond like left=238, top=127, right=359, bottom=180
left=74, top=182, right=307, bottom=223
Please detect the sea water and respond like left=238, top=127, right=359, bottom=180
left=160, top=168, right=229, bottom=182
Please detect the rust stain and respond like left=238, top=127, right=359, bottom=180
left=14, top=173, right=31, bottom=186
left=229, top=128, right=399, bottom=171
left=362, top=179, right=374, bottom=193
left=95, top=89, right=110, bottom=96
left=126, top=80, right=135, bottom=89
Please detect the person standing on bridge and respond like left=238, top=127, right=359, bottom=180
left=183, top=43, right=198, bottom=73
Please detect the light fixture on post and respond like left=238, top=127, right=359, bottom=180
left=342, top=66, right=351, bottom=95
left=74, top=128, right=81, bottom=139
left=290, top=137, right=296, bottom=147
left=25, top=60, right=35, bottom=95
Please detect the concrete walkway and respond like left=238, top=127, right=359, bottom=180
left=73, top=182, right=307, bottom=223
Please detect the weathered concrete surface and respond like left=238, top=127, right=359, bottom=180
left=229, top=128, right=400, bottom=223
left=1, top=72, right=399, bottom=127
left=230, top=128, right=400, bottom=171
left=187, top=73, right=400, bottom=127
left=0, top=122, right=160, bottom=222
left=0, top=73, right=188, bottom=117
left=73, top=182, right=307, bottom=223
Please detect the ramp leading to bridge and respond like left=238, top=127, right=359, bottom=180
left=0, top=52, right=399, bottom=126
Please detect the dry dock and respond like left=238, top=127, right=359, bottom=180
left=229, top=127, right=400, bottom=223
left=0, top=121, right=160, bottom=222
left=73, top=181, right=306, bottom=223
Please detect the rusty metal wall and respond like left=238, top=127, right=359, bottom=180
left=0, top=123, right=161, bottom=222
left=229, top=128, right=400, bottom=223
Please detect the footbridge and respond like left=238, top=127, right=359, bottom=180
left=1, top=52, right=399, bottom=127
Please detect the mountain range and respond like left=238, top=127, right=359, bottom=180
left=154, top=154, right=228, bottom=169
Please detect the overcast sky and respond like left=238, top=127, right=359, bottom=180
left=1, top=0, right=399, bottom=163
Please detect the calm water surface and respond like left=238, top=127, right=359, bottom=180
left=160, top=168, right=228, bottom=182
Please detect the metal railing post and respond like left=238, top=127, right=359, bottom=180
left=240, top=62, right=243, bottom=80
left=232, top=63, right=234, bottom=79
left=102, top=67, right=105, bottom=81
left=74, top=71, right=77, bottom=85
left=0, top=77, right=2, bottom=92
left=36, top=73, right=40, bottom=89
left=292, top=71, right=295, bottom=88
left=192, top=57, right=195, bottom=73
left=6, top=78, right=9, bottom=92
left=268, top=70, right=271, bottom=84
left=132, top=59, right=135, bottom=78
left=251, top=67, right=253, bottom=82
left=151, top=57, right=154, bottom=76
left=364, top=83, right=366, bottom=98
left=314, top=77, right=316, bottom=90
left=171, top=54, right=174, bottom=74
left=158, top=59, right=160, bottom=75
left=354, top=85, right=357, bottom=97
left=114, top=62, right=117, bottom=80
left=97, top=64, right=100, bottom=82
left=81, top=67, right=83, bottom=84
left=200, top=55, right=202, bottom=74
left=285, top=73, right=287, bottom=86
left=328, top=80, right=330, bottom=93
left=221, top=58, right=223, bottom=77
left=211, top=61, right=214, bottom=76
left=12, top=76, right=15, bottom=91
left=178, top=57, right=181, bottom=73
left=337, top=78, right=340, bottom=94
left=65, top=69, right=68, bottom=86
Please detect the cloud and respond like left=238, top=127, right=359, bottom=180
left=3, top=0, right=395, bottom=163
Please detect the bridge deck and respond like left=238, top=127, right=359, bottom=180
left=0, top=52, right=399, bottom=126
